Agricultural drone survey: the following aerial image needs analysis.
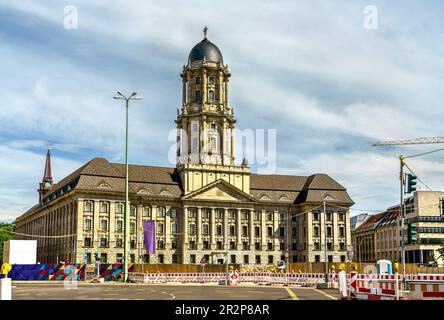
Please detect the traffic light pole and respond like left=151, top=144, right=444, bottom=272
left=399, top=155, right=406, bottom=290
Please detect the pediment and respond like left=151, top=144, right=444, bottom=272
left=182, top=180, right=256, bottom=202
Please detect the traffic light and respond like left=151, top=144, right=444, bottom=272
left=406, top=173, right=417, bottom=193
left=407, top=223, right=417, bottom=244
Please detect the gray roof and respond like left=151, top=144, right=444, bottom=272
left=16, top=158, right=353, bottom=222
left=188, top=38, right=223, bottom=64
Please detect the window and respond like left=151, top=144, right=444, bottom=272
left=244, top=255, right=249, bottom=264
left=241, top=210, right=249, bottom=220
left=189, top=241, right=196, bottom=250
left=255, top=226, right=260, bottom=237
left=101, top=253, right=107, bottom=263
left=314, top=242, right=320, bottom=251
left=170, top=207, right=177, bottom=218
left=143, top=206, right=150, bottom=217
left=115, top=203, right=124, bottom=214
left=172, top=241, right=177, bottom=249
left=202, top=224, right=209, bottom=235
left=208, top=76, right=214, bottom=85
left=242, top=242, right=249, bottom=250
left=202, top=208, right=210, bottom=219
left=229, top=210, right=236, bottom=219
left=267, top=212, right=273, bottom=221
left=267, top=226, right=273, bottom=237
left=280, top=242, right=286, bottom=250
left=313, top=226, right=320, bottom=237
left=315, top=255, right=320, bottom=263
left=255, top=255, right=261, bottom=264
left=158, top=254, right=164, bottom=264
left=328, top=255, right=333, bottom=263
left=217, top=224, right=223, bottom=236
left=254, top=211, right=261, bottom=221
left=231, top=255, right=236, bottom=263
left=340, top=242, right=346, bottom=251
left=130, top=222, right=136, bottom=234
left=292, top=227, right=297, bottom=237
left=143, top=254, right=149, bottom=263
left=279, top=212, right=285, bottom=221
left=312, top=211, right=319, bottom=221
left=157, top=207, right=166, bottom=218
left=268, top=255, right=274, bottom=264
left=242, top=225, right=248, bottom=237
left=157, top=240, right=165, bottom=249
left=327, top=226, right=332, bottom=237
left=341, top=255, right=346, bottom=262
left=116, top=219, right=123, bottom=232
left=130, top=240, right=136, bottom=249
left=338, top=211, right=345, bottom=222
left=279, top=227, right=285, bottom=237
left=84, top=238, right=91, bottom=247
left=339, top=226, right=345, bottom=237
left=101, top=219, right=108, bottom=231
left=255, top=242, right=260, bottom=250
left=100, top=238, right=108, bottom=247
left=217, top=241, right=222, bottom=250
left=267, top=243, right=273, bottom=250
left=157, top=222, right=164, bottom=235
left=84, top=201, right=93, bottom=212
left=172, top=255, right=178, bottom=264
left=195, top=76, right=201, bottom=85
left=215, top=209, right=223, bottom=219
left=130, top=206, right=136, bottom=217
left=208, top=90, right=214, bottom=102
left=99, top=202, right=109, bottom=213
left=116, top=238, right=123, bottom=248
left=203, top=241, right=209, bottom=249
left=189, top=223, right=196, bottom=235
left=230, top=242, right=236, bottom=249
left=171, top=223, right=177, bottom=235
left=195, top=90, right=201, bottom=103
left=84, top=219, right=92, bottom=231
left=229, top=225, right=235, bottom=236
left=327, top=242, right=333, bottom=250
left=188, top=208, right=197, bottom=219
left=326, top=211, right=333, bottom=222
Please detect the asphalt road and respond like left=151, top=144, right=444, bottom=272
left=10, top=282, right=339, bottom=300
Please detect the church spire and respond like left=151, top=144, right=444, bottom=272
left=38, top=143, right=54, bottom=202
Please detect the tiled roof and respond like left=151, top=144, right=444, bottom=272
left=354, top=211, right=386, bottom=232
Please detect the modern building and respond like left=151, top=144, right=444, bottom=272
left=350, top=213, right=368, bottom=231
left=351, top=191, right=444, bottom=266
left=15, top=31, right=354, bottom=266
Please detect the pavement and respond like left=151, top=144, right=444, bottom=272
left=10, top=282, right=339, bottom=300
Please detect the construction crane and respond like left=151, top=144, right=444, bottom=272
left=373, top=136, right=444, bottom=146
left=373, top=135, right=444, bottom=291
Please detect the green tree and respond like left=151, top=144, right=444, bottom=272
left=0, top=223, right=15, bottom=264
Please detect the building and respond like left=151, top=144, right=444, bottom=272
left=15, top=31, right=354, bottom=266
left=352, top=191, right=444, bottom=266
left=350, top=213, right=368, bottom=231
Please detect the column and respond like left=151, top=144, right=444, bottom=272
left=202, top=68, right=207, bottom=104
left=182, top=76, right=186, bottom=105
left=249, top=210, right=254, bottom=248
left=236, top=209, right=242, bottom=249
left=221, top=120, right=225, bottom=165
left=210, top=208, right=216, bottom=250
left=261, top=210, right=267, bottom=250
left=218, top=72, right=223, bottom=103
left=273, top=211, right=279, bottom=250
left=333, top=210, right=338, bottom=256
left=230, top=125, right=235, bottom=161
left=197, top=207, right=202, bottom=249
left=165, top=205, right=171, bottom=262
left=224, top=78, right=229, bottom=108
left=186, top=72, right=191, bottom=104
left=177, top=126, right=181, bottom=158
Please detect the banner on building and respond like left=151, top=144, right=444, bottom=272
left=143, top=220, right=155, bottom=254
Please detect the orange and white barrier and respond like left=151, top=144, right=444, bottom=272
left=408, top=275, right=444, bottom=299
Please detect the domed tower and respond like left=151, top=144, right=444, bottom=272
left=176, top=27, right=250, bottom=195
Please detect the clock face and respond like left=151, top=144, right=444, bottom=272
left=44, top=182, right=51, bottom=188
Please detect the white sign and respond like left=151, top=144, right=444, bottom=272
left=3, top=240, right=37, bottom=264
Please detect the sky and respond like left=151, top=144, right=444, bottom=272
left=1, top=1, right=444, bottom=221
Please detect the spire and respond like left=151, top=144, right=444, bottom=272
left=43, top=142, right=52, bottom=181
left=38, top=142, right=54, bottom=202
left=203, top=26, right=208, bottom=40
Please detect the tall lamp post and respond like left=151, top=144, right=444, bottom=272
left=113, top=90, right=142, bottom=282
left=323, top=199, right=328, bottom=283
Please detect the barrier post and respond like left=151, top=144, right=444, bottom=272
left=338, top=270, right=347, bottom=299
left=349, top=271, right=357, bottom=299
left=395, top=272, right=399, bottom=300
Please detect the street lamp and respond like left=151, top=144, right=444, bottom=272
left=113, top=90, right=142, bottom=283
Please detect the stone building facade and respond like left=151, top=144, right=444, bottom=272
left=15, top=32, right=354, bottom=266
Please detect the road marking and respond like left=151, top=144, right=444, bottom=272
left=285, top=287, right=299, bottom=300
left=314, top=289, right=337, bottom=300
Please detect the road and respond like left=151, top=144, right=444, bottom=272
left=11, top=282, right=339, bottom=300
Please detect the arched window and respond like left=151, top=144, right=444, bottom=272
left=99, top=202, right=109, bottom=213
left=84, top=201, right=93, bottom=213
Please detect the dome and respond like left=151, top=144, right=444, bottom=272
left=188, top=38, right=223, bottom=64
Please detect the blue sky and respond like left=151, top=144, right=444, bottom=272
left=1, top=1, right=444, bottom=221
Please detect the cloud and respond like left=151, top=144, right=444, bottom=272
left=0, top=1, right=444, bottom=219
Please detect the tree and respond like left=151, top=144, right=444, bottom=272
left=0, top=223, right=15, bottom=264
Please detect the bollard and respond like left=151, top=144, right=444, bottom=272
left=338, top=270, right=347, bottom=299
left=0, top=278, right=12, bottom=300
